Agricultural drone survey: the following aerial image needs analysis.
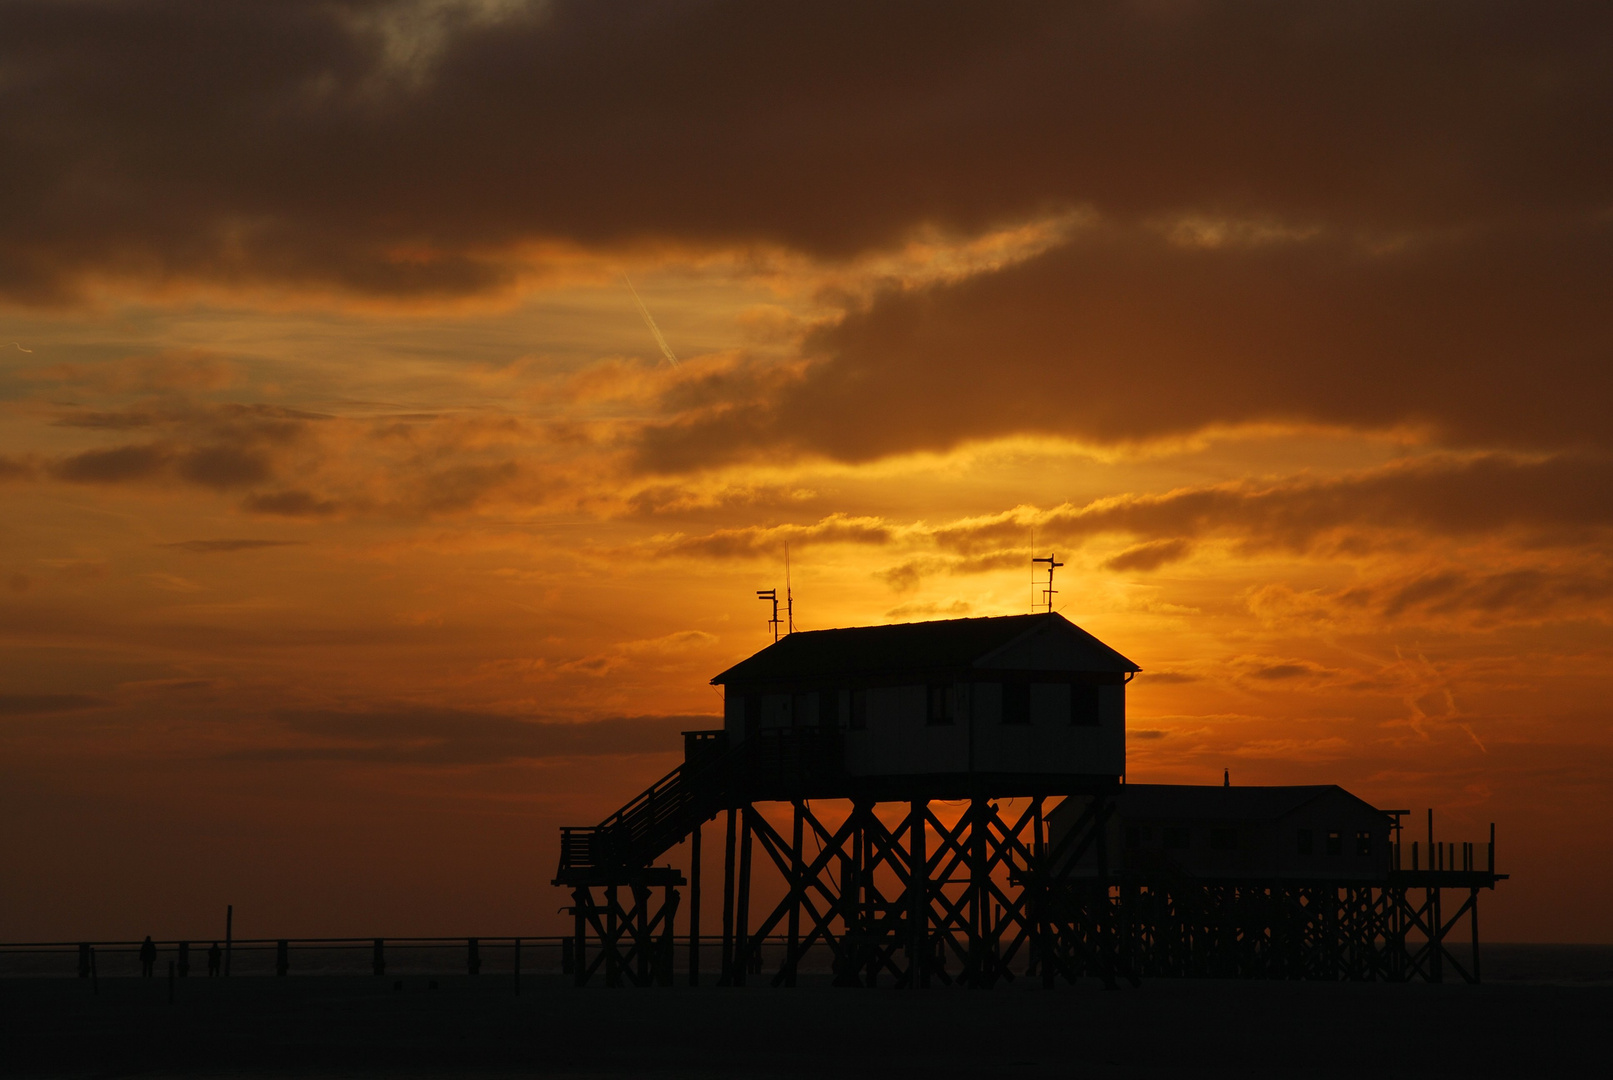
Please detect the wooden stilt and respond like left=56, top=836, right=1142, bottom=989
left=786, top=800, right=803, bottom=987
left=689, top=821, right=702, bottom=986
left=720, top=806, right=737, bottom=985
left=735, top=806, right=753, bottom=986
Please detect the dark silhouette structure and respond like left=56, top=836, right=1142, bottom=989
left=138, top=936, right=156, bottom=977
left=554, top=613, right=1504, bottom=987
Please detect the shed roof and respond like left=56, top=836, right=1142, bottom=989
left=1111, top=784, right=1387, bottom=822
left=711, top=612, right=1139, bottom=685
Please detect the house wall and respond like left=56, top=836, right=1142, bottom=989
left=1051, top=788, right=1393, bottom=880
left=722, top=674, right=1125, bottom=779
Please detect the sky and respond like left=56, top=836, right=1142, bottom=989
left=2, top=0, right=1610, bottom=944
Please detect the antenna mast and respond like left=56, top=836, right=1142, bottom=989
left=785, top=543, right=795, bottom=634
left=756, top=588, right=780, bottom=642
left=1032, top=553, right=1063, bottom=613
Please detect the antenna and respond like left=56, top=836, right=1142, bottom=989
left=756, top=588, right=780, bottom=642
left=1032, top=553, right=1063, bottom=614
left=785, top=543, right=795, bottom=634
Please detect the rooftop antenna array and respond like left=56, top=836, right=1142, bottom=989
left=1032, top=552, right=1063, bottom=614
left=756, top=588, right=780, bottom=643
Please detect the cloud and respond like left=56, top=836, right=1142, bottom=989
left=174, top=444, right=274, bottom=489
left=26, top=351, right=238, bottom=394
left=235, top=707, right=713, bottom=765
left=162, top=539, right=307, bottom=553
left=0, top=694, right=109, bottom=716
left=1249, top=562, right=1613, bottom=630
left=52, top=444, right=172, bottom=484
left=931, top=455, right=1613, bottom=558
left=639, top=455, right=1613, bottom=579
left=884, top=599, right=973, bottom=620
left=1104, top=538, right=1193, bottom=573
left=642, top=514, right=895, bottom=560
left=2, top=2, right=1609, bottom=305
left=0, top=455, right=35, bottom=482
left=636, top=225, right=1613, bottom=469
left=241, top=490, right=342, bottom=517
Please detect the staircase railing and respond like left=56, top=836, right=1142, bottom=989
left=554, top=726, right=849, bottom=880
left=556, top=730, right=732, bottom=877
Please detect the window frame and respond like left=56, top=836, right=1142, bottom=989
left=849, top=688, right=868, bottom=731
left=1069, top=682, right=1101, bottom=727
left=1000, top=679, right=1030, bottom=725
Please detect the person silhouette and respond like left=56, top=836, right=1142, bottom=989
left=207, top=941, right=222, bottom=976
left=139, top=936, right=157, bottom=978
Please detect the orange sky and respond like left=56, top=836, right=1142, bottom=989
left=2, top=0, right=1611, bottom=944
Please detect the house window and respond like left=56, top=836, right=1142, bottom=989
left=1326, top=831, right=1343, bottom=857
left=1001, top=680, right=1030, bottom=725
left=1296, top=829, right=1313, bottom=856
left=819, top=690, right=839, bottom=729
left=1209, top=828, right=1238, bottom=851
left=1356, top=831, right=1372, bottom=857
left=744, top=694, right=761, bottom=736
left=1070, top=683, right=1101, bottom=726
left=1163, top=827, right=1190, bottom=849
left=1125, top=826, right=1140, bottom=850
left=927, top=684, right=954, bottom=726
left=850, top=689, right=868, bottom=731
left=792, top=693, right=812, bottom=727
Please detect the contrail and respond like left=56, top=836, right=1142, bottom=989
left=622, top=273, right=679, bottom=368
left=2, top=342, right=32, bottom=353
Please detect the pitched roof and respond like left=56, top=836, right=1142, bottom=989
left=711, top=612, right=1139, bottom=684
left=1109, top=784, right=1386, bottom=821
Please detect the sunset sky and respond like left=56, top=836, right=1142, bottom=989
left=2, top=1, right=1611, bottom=944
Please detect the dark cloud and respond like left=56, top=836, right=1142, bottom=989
left=175, top=444, right=273, bottom=489
left=1105, top=539, right=1193, bottom=573
left=0, top=455, right=35, bottom=482
left=52, top=443, right=171, bottom=484
left=0, top=694, right=109, bottom=716
left=51, top=411, right=161, bottom=430
left=638, top=224, right=1613, bottom=468
left=241, top=490, right=341, bottom=517
left=1248, top=663, right=1320, bottom=681
left=1347, top=566, right=1613, bottom=623
left=935, top=454, right=1613, bottom=557
left=2, top=1, right=1609, bottom=304
left=655, top=455, right=1613, bottom=571
left=1139, top=672, right=1199, bottom=685
left=43, top=402, right=327, bottom=495
left=235, top=707, right=711, bottom=765
left=162, top=539, right=306, bottom=553
left=645, top=515, right=893, bottom=560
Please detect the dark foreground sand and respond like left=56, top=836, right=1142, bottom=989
left=3, top=973, right=1607, bottom=1079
